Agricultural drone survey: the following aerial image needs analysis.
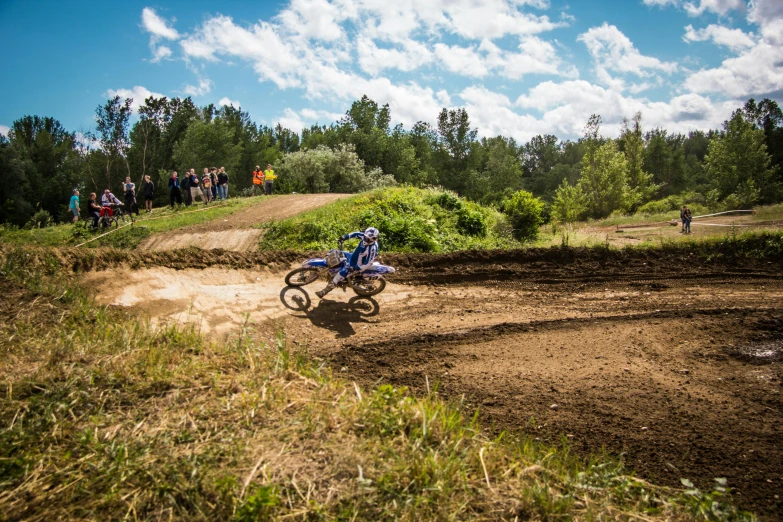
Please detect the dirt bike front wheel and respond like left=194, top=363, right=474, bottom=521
left=350, top=277, right=386, bottom=296
left=285, top=267, right=321, bottom=287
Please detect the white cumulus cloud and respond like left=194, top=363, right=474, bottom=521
left=0, top=125, right=9, bottom=138
left=684, top=0, right=783, bottom=98
left=106, top=85, right=165, bottom=110
left=683, top=24, right=756, bottom=51
left=218, top=97, right=241, bottom=108
left=184, top=78, right=213, bottom=97
left=578, top=23, right=677, bottom=92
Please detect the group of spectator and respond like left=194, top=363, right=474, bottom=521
left=70, top=162, right=281, bottom=229
left=168, top=167, right=230, bottom=208
left=252, top=164, right=277, bottom=195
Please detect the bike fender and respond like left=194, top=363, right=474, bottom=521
left=302, top=258, right=328, bottom=268
left=365, top=263, right=395, bottom=275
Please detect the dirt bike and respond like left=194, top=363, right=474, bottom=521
left=284, top=239, right=395, bottom=297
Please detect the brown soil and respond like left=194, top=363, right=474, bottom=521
left=139, top=194, right=349, bottom=251
left=80, top=249, right=783, bottom=517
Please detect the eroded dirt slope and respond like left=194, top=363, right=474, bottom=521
left=84, top=255, right=783, bottom=516
left=139, top=193, right=349, bottom=252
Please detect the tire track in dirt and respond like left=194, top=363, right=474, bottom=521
left=138, top=194, right=350, bottom=252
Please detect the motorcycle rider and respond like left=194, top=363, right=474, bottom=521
left=316, top=227, right=380, bottom=298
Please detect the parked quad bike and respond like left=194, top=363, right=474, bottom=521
left=284, top=240, right=395, bottom=297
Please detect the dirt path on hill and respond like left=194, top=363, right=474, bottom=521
left=138, top=194, right=349, bottom=252
left=83, top=256, right=783, bottom=517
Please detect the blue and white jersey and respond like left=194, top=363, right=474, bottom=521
left=342, top=231, right=378, bottom=271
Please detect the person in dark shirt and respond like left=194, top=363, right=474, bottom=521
left=88, top=192, right=101, bottom=228
left=217, top=167, right=229, bottom=200
left=143, top=175, right=155, bottom=212
left=169, top=172, right=182, bottom=208
left=181, top=170, right=192, bottom=206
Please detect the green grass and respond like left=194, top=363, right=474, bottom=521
left=0, top=250, right=755, bottom=520
left=259, top=187, right=521, bottom=253
left=0, top=196, right=263, bottom=249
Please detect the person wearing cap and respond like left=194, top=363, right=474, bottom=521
left=252, top=165, right=264, bottom=196
left=69, top=189, right=80, bottom=223
left=263, top=163, right=277, bottom=195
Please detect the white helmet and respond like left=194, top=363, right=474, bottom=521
left=363, top=227, right=379, bottom=244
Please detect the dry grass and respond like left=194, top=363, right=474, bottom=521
left=0, top=249, right=754, bottom=521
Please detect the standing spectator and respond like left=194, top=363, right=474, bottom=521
left=217, top=166, right=229, bottom=200
left=680, top=206, right=686, bottom=233
left=683, top=205, right=692, bottom=234
left=69, top=189, right=80, bottom=223
left=143, top=175, right=155, bottom=212
left=263, top=163, right=277, bottom=195
left=88, top=192, right=101, bottom=228
left=123, top=176, right=139, bottom=216
left=252, top=165, right=264, bottom=195
left=169, top=172, right=182, bottom=208
left=192, top=169, right=206, bottom=205
left=181, top=169, right=192, bottom=206
left=202, top=168, right=213, bottom=204
left=210, top=167, right=218, bottom=200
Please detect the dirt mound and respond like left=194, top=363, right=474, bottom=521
left=139, top=194, right=349, bottom=251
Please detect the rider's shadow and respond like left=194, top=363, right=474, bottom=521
left=280, top=287, right=380, bottom=338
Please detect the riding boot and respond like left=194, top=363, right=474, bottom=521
left=316, top=283, right=336, bottom=298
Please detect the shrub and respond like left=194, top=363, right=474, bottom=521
left=430, top=190, right=463, bottom=211
left=502, top=190, right=545, bottom=242
left=456, top=208, right=487, bottom=237
left=25, top=209, right=53, bottom=229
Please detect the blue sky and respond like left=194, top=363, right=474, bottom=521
left=1, top=0, right=781, bottom=142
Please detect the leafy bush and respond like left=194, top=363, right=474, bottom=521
left=276, top=144, right=396, bottom=194
left=502, top=190, right=545, bottom=242
left=25, top=209, right=53, bottom=229
left=456, top=208, right=487, bottom=237
left=260, top=187, right=517, bottom=253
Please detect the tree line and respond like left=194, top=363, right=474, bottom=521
left=1, top=93, right=781, bottom=227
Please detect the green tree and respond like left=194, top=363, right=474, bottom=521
left=501, top=190, right=545, bottom=242
left=577, top=140, right=633, bottom=218
left=95, top=96, right=133, bottom=191
left=551, top=180, right=587, bottom=223
left=172, top=117, right=243, bottom=176
left=8, top=115, right=78, bottom=223
left=620, top=112, right=656, bottom=206
left=704, top=110, right=777, bottom=205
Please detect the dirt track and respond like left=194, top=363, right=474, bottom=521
left=83, top=251, right=783, bottom=516
left=138, top=194, right=349, bottom=251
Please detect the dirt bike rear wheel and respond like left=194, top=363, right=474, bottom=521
left=285, top=267, right=321, bottom=287
left=350, top=277, right=386, bottom=296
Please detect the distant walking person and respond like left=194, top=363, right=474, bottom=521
left=69, top=189, right=80, bottom=223
left=217, top=166, right=229, bottom=200
left=683, top=205, right=692, bottom=234
left=680, top=206, right=687, bottom=233
left=169, top=172, right=182, bottom=208
left=143, top=175, right=155, bottom=212
left=263, top=164, right=277, bottom=195
left=252, top=165, right=264, bottom=195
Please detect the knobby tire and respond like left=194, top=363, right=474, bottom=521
left=285, top=268, right=321, bottom=287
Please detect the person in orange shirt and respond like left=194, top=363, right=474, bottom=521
left=252, top=165, right=264, bottom=195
